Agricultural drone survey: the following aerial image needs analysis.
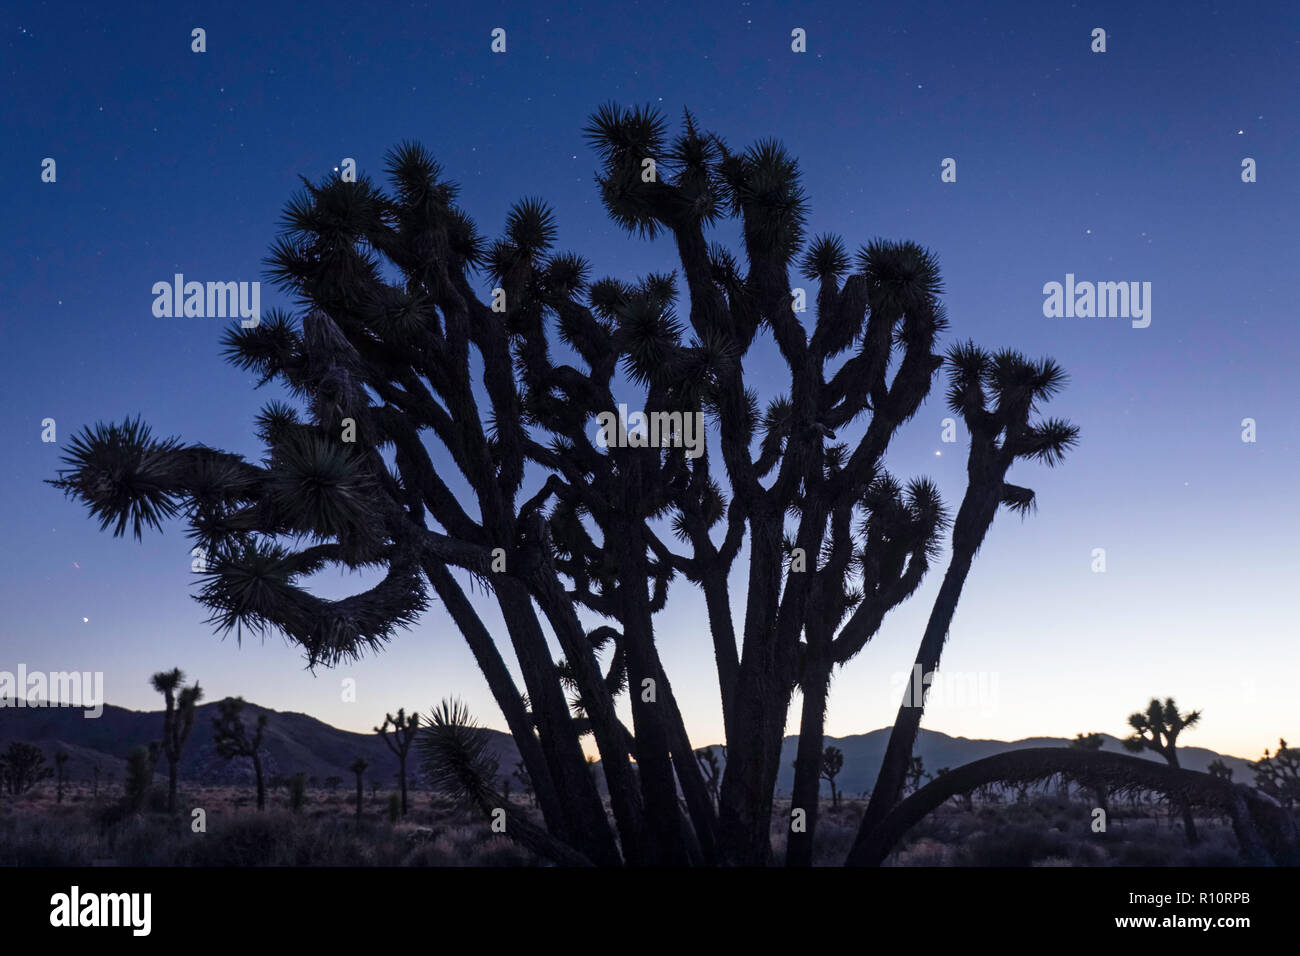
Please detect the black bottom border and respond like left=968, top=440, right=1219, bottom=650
left=2, top=865, right=1287, bottom=942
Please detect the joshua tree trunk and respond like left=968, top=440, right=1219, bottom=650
left=613, top=529, right=695, bottom=865
left=851, top=547, right=980, bottom=858
left=717, top=674, right=791, bottom=865
left=717, top=524, right=794, bottom=866
left=167, top=760, right=178, bottom=813
left=787, top=656, right=832, bottom=867
left=421, top=559, right=573, bottom=847
left=493, top=580, right=622, bottom=866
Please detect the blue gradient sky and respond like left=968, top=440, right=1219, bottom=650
left=4, top=2, right=1297, bottom=760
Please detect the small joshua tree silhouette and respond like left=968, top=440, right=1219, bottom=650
left=212, top=696, right=269, bottom=810
left=1252, top=739, right=1300, bottom=810
left=1123, top=697, right=1201, bottom=844
left=375, top=707, right=420, bottom=817
left=1207, top=758, right=1233, bottom=782
left=695, top=747, right=723, bottom=809
left=149, top=668, right=203, bottom=813
left=903, top=755, right=928, bottom=796
left=820, top=746, right=844, bottom=808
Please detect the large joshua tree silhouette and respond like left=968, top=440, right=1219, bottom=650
left=1123, top=697, right=1202, bottom=844
left=149, top=668, right=203, bottom=813
left=50, top=104, right=1076, bottom=866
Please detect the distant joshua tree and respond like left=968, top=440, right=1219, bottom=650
left=903, top=755, right=927, bottom=796
left=324, top=775, right=343, bottom=792
left=1122, top=697, right=1201, bottom=844
left=1252, top=739, right=1299, bottom=810
left=820, top=746, right=844, bottom=808
left=348, top=757, right=368, bottom=822
left=375, top=707, right=420, bottom=816
left=92, top=763, right=101, bottom=802
left=0, top=742, right=51, bottom=796
left=55, top=750, right=69, bottom=804
left=212, top=696, right=269, bottom=810
left=149, top=668, right=203, bottom=812
left=694, top=747, right=723, bottom=809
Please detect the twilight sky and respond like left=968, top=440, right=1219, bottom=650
left=4, top=1, right=1297, bottom=760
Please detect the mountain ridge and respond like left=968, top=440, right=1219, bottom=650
left=0, top=698, right=1261, bottom=795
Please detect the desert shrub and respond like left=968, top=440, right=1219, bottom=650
left=1177, top=832, right=1242, bottom=867
left=958, top=823, right=1070, bottom=866
left=1066, top=839, right=1109, bottom=866
left=469, top=835, right=534, bottom=867
left=891, top=837, right=954, bottom=866
left=180, top=813, right=286, bottom=866
left=0, top=811, right=97, bottom=865
left=402, top=838, right=462, bottom=867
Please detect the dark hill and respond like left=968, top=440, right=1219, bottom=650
left=3, top=699, right=1256, bottom=795
left=0, top=699, right=520, bottom=789
left=694, top=729, right=1257, bottom=797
